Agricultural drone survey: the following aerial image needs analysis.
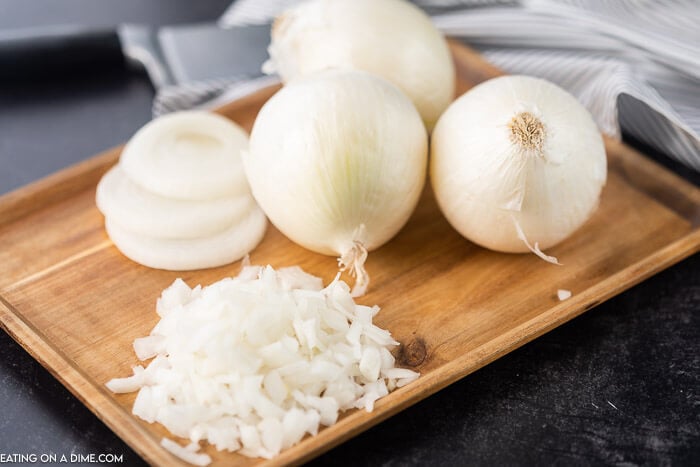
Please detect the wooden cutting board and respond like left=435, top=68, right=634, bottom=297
left=1, top=41, right=699, bottom=466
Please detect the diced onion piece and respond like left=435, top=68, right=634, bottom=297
left=133, top=335, right=166, bottom=361
left=259, top=418, right=284, bottom=457
left=359, top=347, right=381, bottom=382
left=393, top=369, right=421, bottom=388
left=277, top=266, right=324, bottom=291
left=161, top=438, right=211, bottom=466
left=382, top=367, right=420, bottom=380
left=105, top=207, right=267, bottom=271
left=557, top=289, right=572, bottom=301
left=96, top=165, right=253, bottom=239
left=132, top=386, right=158, bottom=423
left=156, top=278, right=199, bottom=316
left=105, top=365, right=145, bottom=393
left=120, top=111, right=249, bottom=201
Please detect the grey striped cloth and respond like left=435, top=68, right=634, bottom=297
left=154, top=0, right=700, bottom=171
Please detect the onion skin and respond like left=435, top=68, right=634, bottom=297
left=265, top=0, right=454, bottom=131
left=430, top=75, right=607, bottom=253
left=244, top=69, right=427, bottom=266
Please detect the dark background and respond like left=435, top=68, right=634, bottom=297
left=0, top=1, right=698, bottom=465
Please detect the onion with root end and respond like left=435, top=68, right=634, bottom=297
left=243, top=70, right=428, bottom=296
left=430, top=75, right=607, bottom=261
left=264, top=0, right=454, bottom=130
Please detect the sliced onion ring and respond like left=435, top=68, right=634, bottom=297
left=97, top=165, right=254, bottom=239
left=120, top=111, right=249, bottom=201
left=105, top=206, right=267, bottom=271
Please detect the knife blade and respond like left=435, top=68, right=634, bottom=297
left=0, top=23, right=272, bottom=89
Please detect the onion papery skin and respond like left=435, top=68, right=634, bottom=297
left=265, top=0, right=455, bottom=131
left=244, top=70, right=428, bottom=259
left=431, top=75, right=607, bottom=253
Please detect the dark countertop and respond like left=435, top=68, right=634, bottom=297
left=0, top=1, right=698, bottom=465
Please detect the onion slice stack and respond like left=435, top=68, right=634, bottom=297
left=96, top=111, right=266, bottom=270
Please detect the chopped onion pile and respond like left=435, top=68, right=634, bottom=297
left=107, top=265, right=419, bottom=462
left=96, top=111, right=267, bottom=271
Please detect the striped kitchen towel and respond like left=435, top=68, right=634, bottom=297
left=154, top=0, right=700, bottom=171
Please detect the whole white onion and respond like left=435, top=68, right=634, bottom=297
left=431, top=75, right=607, bottom=258
left=264, top=0, right=455, bottom=130
left=243, top=70, right=428, bottom=295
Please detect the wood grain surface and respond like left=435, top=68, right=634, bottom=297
left=1, top=42, right=699, bottom=467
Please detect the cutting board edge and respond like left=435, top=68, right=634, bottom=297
left=1, top=227, right=698, bottom=466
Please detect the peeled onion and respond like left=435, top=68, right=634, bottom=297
left=431, top=75, right=607, bottom=255
left=264, top=0, right=454, bottom=130
left=243, top=70, right=428, bottom=295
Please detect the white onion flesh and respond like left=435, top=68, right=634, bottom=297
left=244, top=70, right=428, bottom=296
left=120, top=111, right=250, bottom=201
left=96, top=165, right=254, bottom=239
left=431, top=75, right=607, bottom=254
left=265, top=0, right=454, bottom=130
left=107, top=266, right=419, bottom=461
left=105, top=207, right=267, bottom=271
left=557, top=289, right=572, bottom=301
left=161, top=438, right=211, bottom=467
left=97, top=110, right=267, bottom=271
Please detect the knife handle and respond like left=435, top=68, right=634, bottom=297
left=0, top=26, right=125, bottom=81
